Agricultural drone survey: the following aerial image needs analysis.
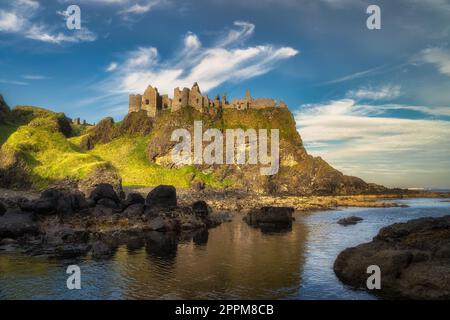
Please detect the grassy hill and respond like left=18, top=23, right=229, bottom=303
left=0, top=100, right=383, bottom=195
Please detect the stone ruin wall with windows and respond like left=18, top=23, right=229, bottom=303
left=128, top=83, right=288, bottom=117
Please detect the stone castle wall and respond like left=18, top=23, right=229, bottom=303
left=128, top=82, right=288, bottom=117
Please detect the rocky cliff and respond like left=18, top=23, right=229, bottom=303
left=0, top=96, right=385, bottom=195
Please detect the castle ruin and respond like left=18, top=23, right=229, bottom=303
left=128, top=82, right=288, bottom=117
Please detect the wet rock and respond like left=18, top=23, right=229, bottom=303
left=146, top=185, right=177, bottom=209
left=148, top=216, right=169, bottom=231
left=337, top=216, right=363, bottom=226
left=123, top=203, right=144, bottom=216
left=244, top=206, right=294, bottom=229
left=124, top=192, right=145, bottom=206
left=192, top=200, right=210, bottom=218
left=0, top=210, right=38, bottom=238
left=97, top=198, right=120, bottom=209
left=0, top=238, right=17, bottom=245
left=89, top=183, right=120, bottom=204
left=334, top=215, right=450, bottom=299
left=24, top=188, right=89, bottom=216
left=0, top=201, right=6, bottom=216
left=91, top=241, right=115, bottom=258
left=91, top=205, right=114, bottom=216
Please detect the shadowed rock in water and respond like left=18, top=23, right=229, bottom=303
left=334, top=215, right=450, bottom=299
left=337, top=216, right=363, bottom=226
left=244, top=206, right=294, bottom=232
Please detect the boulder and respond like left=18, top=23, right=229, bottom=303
left=124, top=192, right=145, bottom=206
left=23, top=188, right=88, bottom=216
left=244, top=206, right=294, bottom=228
left=78, top=166, right=124, bottom=199
left=96, top=198, right=120, bottom=209
left=0, top=210, right=38, bottom=238
left=334, top=215, right=450, bottom=299
left=123, top=203, right=144, bottom=216
left=146, top=185, right=177, bottom=209
left=192, top=200, right=210, bottom=218
left=89, top=183, right=120, bottom=204
left=337, top=216, right=363, bottom=226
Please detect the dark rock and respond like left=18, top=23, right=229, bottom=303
left=89, top=183, right=120, bottom=204
left=123, top=203, right=144, bottom=216
left=0, top=210, right=38, bottom=238
left=91, top=241, right=115, bottom=258
left=0, top=201, right=6, bottom=216
left=32, top=188, right=89, bottom=216
left=192, top=200, right=210, bottom=218
left=334, top=215, right=450, bottom=299
left=124, top=192, right=145, bottom=206
left=91, top=205, right=114, bottom=216
left=97, top=198, right=120, bottom=209
left=0, top=238, right=17, bottom=245
left=146, top=185, right=177, bottom=209
left=244, top=206, right=294, bottom=228
left=148, top=216, right=168, bottom=231
left=337, top=216, right=363, bottom=226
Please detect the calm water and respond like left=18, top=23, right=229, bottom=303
left=1, top=198, right=450, bottom=300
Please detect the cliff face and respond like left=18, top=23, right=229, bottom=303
left=0, top=95, right=384, bottom=195
left=0, top=95, right=10, bottom=124
left=85, top=107, right=384, bottom=195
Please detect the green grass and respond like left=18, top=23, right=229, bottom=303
left=2, top=121, right=106, bottom=189
left=0, top=124, right=17, bottom=146
left=88, top=135, right=226, bottom=188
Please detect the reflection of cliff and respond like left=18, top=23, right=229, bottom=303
left=117, top=217, right=308, bottom=299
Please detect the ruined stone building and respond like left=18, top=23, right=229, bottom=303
left=128, top=82, right=288, bottom=117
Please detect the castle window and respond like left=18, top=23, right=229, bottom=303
left=196, top=99, right=199, bottom=103
left=145, top=99, right=149, bottom=105
left=179, top=99, right=182, bottom=102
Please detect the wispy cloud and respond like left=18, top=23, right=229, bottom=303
left=295, top=98, right=450, bottom=188
left=99, top=21, right=298, bottom=100
left=0, top=1, right=97, bottom=44
left=0, top=79, right=29, bottom=86
left=347, top=85, right=401, bottom=101
left=22, top=74, right=49, bottom=80
left=319, top=65, right=386, bottom=85
left=419, top=47, right=450, bottom=76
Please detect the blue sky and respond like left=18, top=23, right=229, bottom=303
left=0, top=0, right=449, bottom=189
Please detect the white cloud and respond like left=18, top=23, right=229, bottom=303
left=0, top=79, right=28, bottom=86
left=0, top=10, right=24, bottom=32
left=295, top=99, right=450, bottom=188
left=419, top=47, right=450, bottom=76
left=106, top=62, right=118, bottom=72
left=347, top=85, right=401, bottom=100
left=0, top=1, right=97, bottom=44
left=100, top=21, right=298, bottom=96
left=22, top=74, right=48, bottom=80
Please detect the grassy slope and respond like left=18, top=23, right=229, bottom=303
left=1, top=105, right=302, bottom=190
left=1, top=108, right=107, bottom=189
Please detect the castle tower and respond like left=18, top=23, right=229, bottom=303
left=129, top=94, right=142, bottom=113
left=141, top=85, right=161, bottom=117
left=189, top=82, right=204, bottom=112
left=172, top=87, right=190, bottom=112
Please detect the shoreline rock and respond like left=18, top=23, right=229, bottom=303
left=0, top=184, right=225, bottom=258
left=337, top=216, right=363, bottom=226
left=334, top=215, right=450, bottom=299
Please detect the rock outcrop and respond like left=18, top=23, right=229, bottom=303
left=334, top=215, right=450, bottom=299
left=244, top=206, right=294, bottom=231
left=337, top=216, right=363, bottom=226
